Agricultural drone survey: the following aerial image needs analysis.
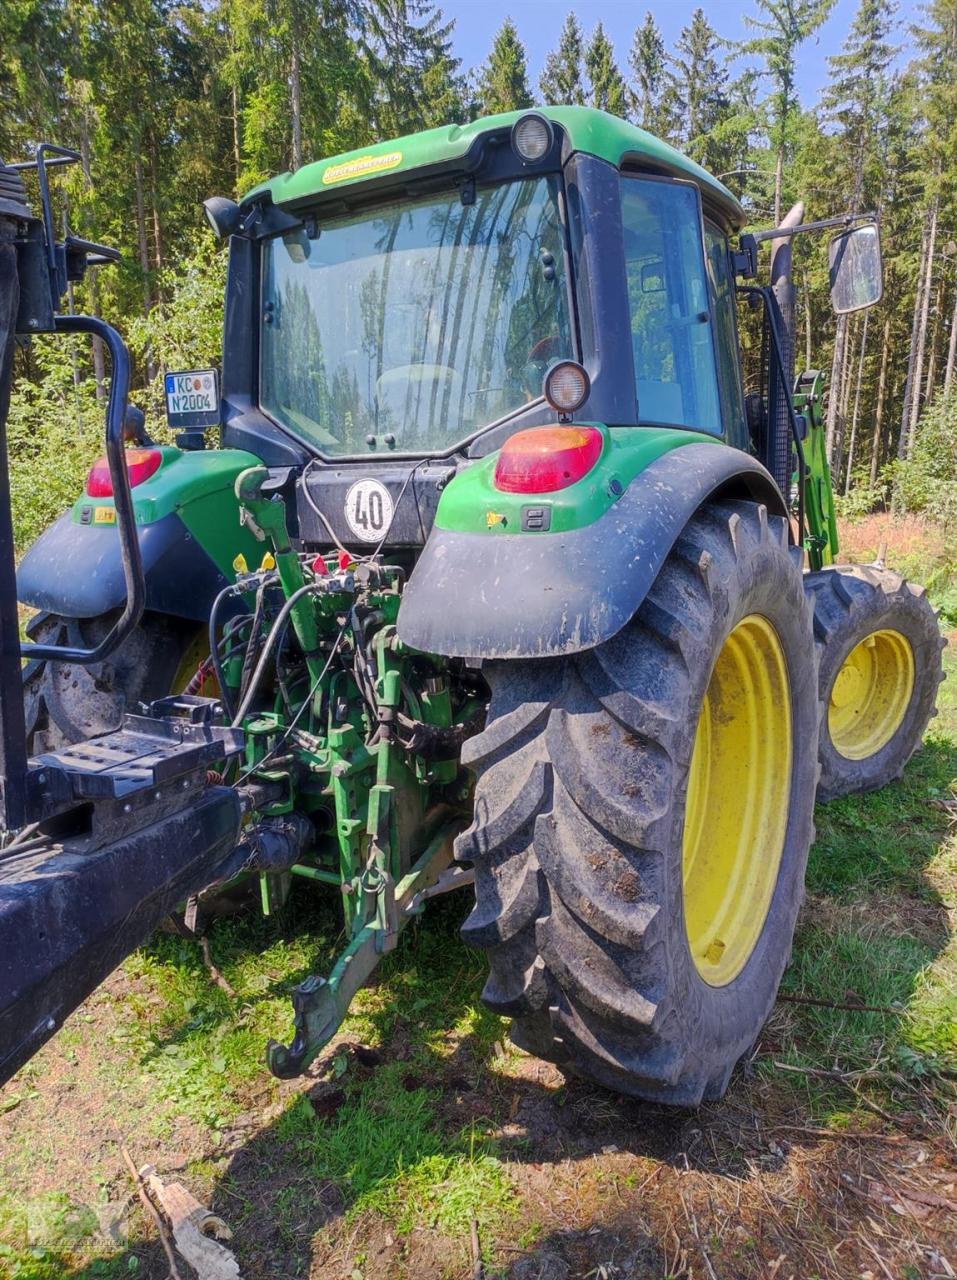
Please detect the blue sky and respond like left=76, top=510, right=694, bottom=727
left=442, top=0, right=922, bottom=108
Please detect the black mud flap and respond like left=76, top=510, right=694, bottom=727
left=0, top=785, right=243, bottom=1084
left=397, top=443, right=786, bottom=660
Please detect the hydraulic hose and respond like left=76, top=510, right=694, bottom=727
left=208, top=583, right=242, bottom=719
left=231, top=582, right=326, bottom=728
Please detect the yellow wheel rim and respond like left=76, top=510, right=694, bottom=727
left=682, top=615, right=792, bottom=987
left=828, top=629, right=914, bottom=760
left=171, top=629, right=219, bottom=697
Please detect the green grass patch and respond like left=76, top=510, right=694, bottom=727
left=808, top=736, right=957, bottom=896
left=0, top=1193, right=126, bottom=1280
left=274, top=1067, right=514, bottom=1237
left=769, top=650, right=957, bottom=1115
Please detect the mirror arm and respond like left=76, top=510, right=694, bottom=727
left=749, top=210, right=878, bottom=245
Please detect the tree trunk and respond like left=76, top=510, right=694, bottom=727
left=869, top=314, right=892, bottom=487
left=232, top=80, right=242, bottom=194
left=945, top=284, right=957, bottom=395
left=149, top=131, right=164, bottom=280
left=773, top=144, right=783, bottom=226
left=290, top=39, right=303, bottom=171
left=825, top=312, right=848, bottom=465
left=134, top=155, right=151, bottom=310
left=802, top=268, right=812, bottom=371
left=924, top=274, right=946, bottom=402
left=844, top=310, right=869, bottom=495
left=78, top=107, right=105, bottom=401
left=906, top=190, right=940, bottom=452
left=834, top=314, right=857, bottom=487
left=898, top=205, right=933, bottom=462
left=134, top=153, right=155, bottom=381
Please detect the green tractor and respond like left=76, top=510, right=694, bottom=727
left=0, top=109, right=944, bottom=1105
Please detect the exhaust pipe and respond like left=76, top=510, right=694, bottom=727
left=767, top=201, right=805, bottom=493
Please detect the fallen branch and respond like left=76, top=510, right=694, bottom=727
left=768, top=1124, right=911, bottom=1142
left=469, top=1213, right=483, bottom=1280
left=776, top=992, right=903, bottom=1016
left=120, top=1145, right=184, bottom=1280
left=772, top=1062, right=925, bottom=1136
left=678, top=1189, right=718, bottom=1280
left=144, top=1166, right=242, bottom=1279
left=200, top=935, right=237, bottom=997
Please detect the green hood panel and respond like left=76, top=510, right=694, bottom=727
left=246, top=106, right=743, bottom=228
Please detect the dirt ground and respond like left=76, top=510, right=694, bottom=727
left=1, top=949, right=955, bottom=1280
left=1, top=525, right=955, bottom=1280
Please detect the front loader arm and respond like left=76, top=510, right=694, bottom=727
left=794, top=369, right=838, bottom=570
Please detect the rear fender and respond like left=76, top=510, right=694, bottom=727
left=396, top=442, right=787, bottom=660
left=17, top=447, right=264, bottom=621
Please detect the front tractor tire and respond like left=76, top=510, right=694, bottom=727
left=457, top=500, right=820, bottom=1106
left=805, top=565, right=945, bottom=803
left=23, top=610, right=207, bottom=755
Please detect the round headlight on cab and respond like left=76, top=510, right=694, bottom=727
left=511, top=113, right=554, bottom=164
left=543, top=359, right=590, bottom=419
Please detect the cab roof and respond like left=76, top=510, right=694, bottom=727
left=246, top=105, right=745, bottom=230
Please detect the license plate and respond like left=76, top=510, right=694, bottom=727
left=164, top=369, right=220, bottom=429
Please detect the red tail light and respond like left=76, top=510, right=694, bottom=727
left=493, top=425, right=603, bottom=494
left=86, top=448, right=163, bottom=497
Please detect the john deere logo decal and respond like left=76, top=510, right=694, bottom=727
left=322, top=152, right=403, bottom=185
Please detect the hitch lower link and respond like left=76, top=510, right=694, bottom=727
left=266, top=822, right=470, bottom=1078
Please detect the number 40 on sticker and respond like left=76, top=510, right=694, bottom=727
left=344, top=478, right=394, bottom=543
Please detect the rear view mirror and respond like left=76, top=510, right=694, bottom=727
left=829, top=223, right=883, bottom=314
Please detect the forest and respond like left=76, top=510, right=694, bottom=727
left=2, top=0, right=957, bottom=548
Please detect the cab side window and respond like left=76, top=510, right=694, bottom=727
left=620, top=176, right=721, bottom=434
left=704, top=221, right=748, bottom=451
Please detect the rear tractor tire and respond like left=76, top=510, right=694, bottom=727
left=458, top=500, right=820, bottom=1106
left=805, top=565, right=945, bottom=802
left=23, top=610, right=208, bottom=755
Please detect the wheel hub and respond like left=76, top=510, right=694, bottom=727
left=828, top=629, right=914, bottom=761
left=682, top=615, right=793, bottom=987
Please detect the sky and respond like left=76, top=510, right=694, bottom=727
left=442, top=0, right=923, bottom=109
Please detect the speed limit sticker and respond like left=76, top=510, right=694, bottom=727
left=344, top=478, right=394, bottom=542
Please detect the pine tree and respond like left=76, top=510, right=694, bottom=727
left=585, top=22, right=628, bottom=116
left=475, top=19, right=533, bottom=115
left=671, top=9, right=731, bottom=166
left=822, top=0, right=897, bottom=205
left=361, top=1, right=464, bottom=137
left=742, top=0, right=838, bottom=221
left=540, top=12, right=586, bottom=106
left=820, top=0, right=897, bottom=468
left=628, top=12, right=679, bottom=140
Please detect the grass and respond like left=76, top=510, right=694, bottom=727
left=761, top=641, right=957, bottom=1129
left=1, top=525, right=955, bottom=1278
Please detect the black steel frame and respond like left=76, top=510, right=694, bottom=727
left=19, top=315, right=146, bottom=663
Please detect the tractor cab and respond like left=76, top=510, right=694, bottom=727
left=204, top=108, right=750, bottom=552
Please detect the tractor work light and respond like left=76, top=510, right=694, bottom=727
left=86, top=447, right=163, bottom=497
left=511, top=113, right=554, bottom=164
left=543, top=359, right=590, bottom=419
left=202, top=196, right=241, bottom=239
left=493, top=425, right=603, bottom=495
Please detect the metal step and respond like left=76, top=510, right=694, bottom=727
left=31, top=697, right=243, bottom=802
